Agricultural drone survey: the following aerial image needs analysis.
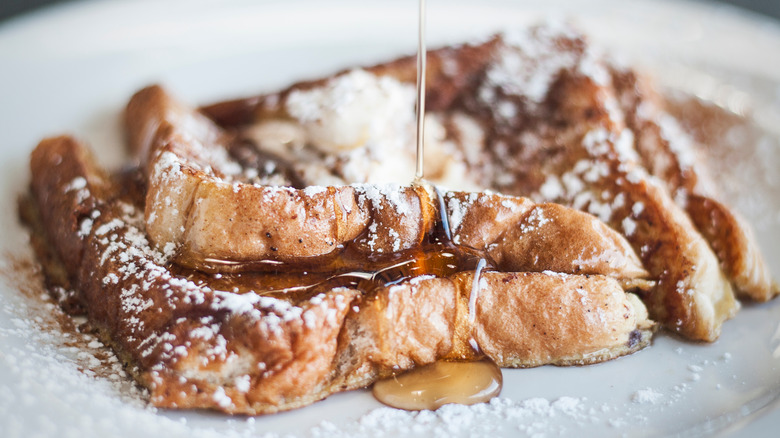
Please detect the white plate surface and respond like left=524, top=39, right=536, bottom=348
left=1, top=1, right=780, bottom=437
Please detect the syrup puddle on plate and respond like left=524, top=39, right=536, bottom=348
left=372, top=360, right=503, bottom=411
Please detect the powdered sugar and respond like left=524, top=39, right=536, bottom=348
left=487, top=25, right=581, bottom=107
left=303, top=185, right=328, bottom=197
left=632, top=388, right=664, bottom=405
left=519, top=206, right=551, bottom=233
left=0, top=285, right=756, bottom=438
left=309, top=397, right=595, bottom=438
left=655, top=114, right=697, bottom=170
left=445, top=195, right=469, bottom=239
left=354, top=183, right=414, bottom=217
left=64, top=176, right=87, bottom=192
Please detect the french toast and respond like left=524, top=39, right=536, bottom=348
left=21, top=23, right=775, bottom=415
left=27, top=132, right=652, bottom=414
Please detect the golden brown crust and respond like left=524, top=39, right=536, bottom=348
left=451, top=271, right=652, bottom=367
left=339, top=277, right=458, bottom=372
left=487, top=202, right=648, bottom=280
left=685, top=194, right=779, bottom=302
left=29, top=136, right=109, bottom=277
left=617, top=178, right=738, bottom=341
left=610, top=68, right=779, bottom=302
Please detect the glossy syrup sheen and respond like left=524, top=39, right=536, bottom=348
left=173, top=239, right=491, bottom=298
left=372, top=360, right=503, bottom=411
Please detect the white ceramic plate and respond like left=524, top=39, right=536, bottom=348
left=1, top=1, right=780, bottom=436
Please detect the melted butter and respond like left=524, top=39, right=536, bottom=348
left=372, top=360, right=502, bottom=411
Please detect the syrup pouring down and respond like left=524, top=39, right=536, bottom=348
left=371, top=0, right=503, bottom=411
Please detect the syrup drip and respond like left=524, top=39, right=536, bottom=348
left=468, top=258, right=487, bottom=352
left=433, top=185, right=452, bottom=241
left=372, top=360, right=502, bottom=411
left=468, top=258, right=487, bottom=323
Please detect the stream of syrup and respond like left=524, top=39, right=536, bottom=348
left=370, top=0, right=503, bottom=411
left=414, top=0, right=426, bottom=182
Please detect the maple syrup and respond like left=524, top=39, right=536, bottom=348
left=414, top=0, right=426, bottom=182
left=368, top=0, right=503, bottom=411
left=174, top=239, right=491, bottom=298
left=372, top=360, right=502, bottom=410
